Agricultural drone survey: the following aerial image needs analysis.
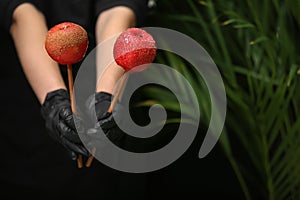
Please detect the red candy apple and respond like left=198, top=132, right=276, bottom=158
left=45, top=22, right=89, bottom=169
left=113, top=28, right=157, bottom=72
left=45, top=22, right=88, bottom=65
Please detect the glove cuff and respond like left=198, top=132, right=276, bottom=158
left=41, top=89, right=70, bottom=119
left=94, top=91, right=113, bottom=104
left=42, top=89, right=69, bottom=106
left=95, top=92, right=113, bottom=121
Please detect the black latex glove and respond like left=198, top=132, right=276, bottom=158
left=85, top=92, right=125, bottom=148
left=41, top=89, right=89, bottom=160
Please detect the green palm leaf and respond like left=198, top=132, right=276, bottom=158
left=140, top=0, right=300, bottom=199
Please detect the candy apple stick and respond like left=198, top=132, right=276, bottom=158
left=67, top=64, right=76, bottom=113
left=45, top=22, right=88, bottom=168
left=85, top=28, right=157, bottom=167
left=66, top=63, right=83, bottom=167
left=107, top=74, right=128, bottom=113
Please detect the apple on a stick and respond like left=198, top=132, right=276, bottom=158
left=109, top=28, right=157, bottom=112
left=85, top=28, right=157, bottom=167
left=45, top=22, right=89, bottom=168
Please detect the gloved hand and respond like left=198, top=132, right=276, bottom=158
left=41, top=89, right=89, bottom=160
left=85, top=92, right=125, bottom=149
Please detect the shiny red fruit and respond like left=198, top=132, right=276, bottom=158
left=113, top=28, right=156, bottom=72
left=45, top=22, right=88, bottom=65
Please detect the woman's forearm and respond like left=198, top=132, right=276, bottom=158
left=95, top=6, right=136, bottom=94
left=10, top=3, right=66, bottom=104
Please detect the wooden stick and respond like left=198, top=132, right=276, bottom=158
left=85, top=147, right=96, bottom=167
left=85, top=73, right=128, bottom=167
left=108, top=74, right=128, bottom=113
left=67, top=64, right=76, bottom=113
left=67, top=64, right=83, bottom=168
left=77, top=154, right=83, bottom=168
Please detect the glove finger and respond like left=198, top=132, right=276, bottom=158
left=66, top=150, right=78, bottom=161
left=59, top=141, right=79, bottom=161
left=92, top=92, right=112, bottom=121
left=54, top=134, right=80, bottom=160
left=61, top=137, right=90, bottom=157
left=58, top=122, right=82, bottom=143
left=59, top=107, right=76, bottom=130
left=70, top=151, right=78, bottom=160
left=99, top=113, right=117, bottom=130
left=58, top=144, right=78, bottom=161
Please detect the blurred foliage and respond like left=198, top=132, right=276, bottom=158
left=139, top=0, right=300, bottom=199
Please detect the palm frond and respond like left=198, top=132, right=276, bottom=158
left=140, top=0, right=300, bottom=199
